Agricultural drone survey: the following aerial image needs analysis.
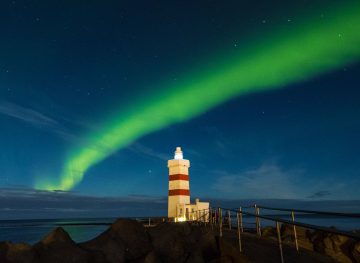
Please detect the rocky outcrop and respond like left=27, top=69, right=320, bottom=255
left=0, top=241, right=36, bottom=263
left=33, top=227, right=90, bottom=263
left=0, top=220, right=357, bottom=263
left=148, top=222, right=220, bottom=262
left=281, top=224, right=314, bottom=251
left=352, top=242, right=360, bottom=262
left=80, top=219, right=153, bottom=262
left=261, top=224, right=360, bottom=263
left=311, top=232, right=357, bottom=263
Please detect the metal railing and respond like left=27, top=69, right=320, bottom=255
left=190, top=205, right=360, bottom=263
left=255, top=205, right=360, bottom=218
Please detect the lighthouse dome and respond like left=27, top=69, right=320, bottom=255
left=174, top=147, right=183, bottom=160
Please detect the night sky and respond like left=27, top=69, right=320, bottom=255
left=0, top=0, right=359, bottom=218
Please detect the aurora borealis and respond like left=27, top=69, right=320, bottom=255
left=1, top=0, right=360, bottom=219
left=34, top=1, right=360, bottom=191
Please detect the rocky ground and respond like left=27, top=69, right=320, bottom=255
left=261, top=224, right=360, bottom=263
left=0, top=219, right=359, bottom=263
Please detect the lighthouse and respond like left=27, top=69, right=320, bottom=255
left=167, top=147, right=209, bottom=222
left=167, top=147, right=190, bottom=219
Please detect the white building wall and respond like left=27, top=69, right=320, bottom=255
left=168, top=195, right=190, bottom=218
left=181, top=201, right=210, bottom=221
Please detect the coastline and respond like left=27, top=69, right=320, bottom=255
left=1, top=219, right=359, bottom=263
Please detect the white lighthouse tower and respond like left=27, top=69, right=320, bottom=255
left=167, top=147, right=210, bottom=222
left=167, top=147, right=190, bottom=219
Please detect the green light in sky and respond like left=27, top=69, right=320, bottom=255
left=35, top=2, right=360, bottom=190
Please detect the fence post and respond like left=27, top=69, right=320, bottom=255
left=291, top=211, right=299, bottom=252
left=255, top=204, right=261, bottom=236
left=239, top=207, right=244, bottom=233
left=276, top=221, right=285, bottom=263
left=257, top=207, right=261, bottom=237
left=208, top=208, right=210, bottom=225
left=219, top=208, right=223, bottom=237
left=237, top=212, right=242, bottom=253
left=203, top=209, right=205, bottom=227
left=210, top=208, right=213, bottom=229
left=214, top=209, right=217, bottom=226
left=148, top=218, right=151, bottom=227
left=228, top=210, right=231, bottom=230
left=255, top=204, right=258, bottom=235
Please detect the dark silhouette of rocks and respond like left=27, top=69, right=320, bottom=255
left=353, top=242, right=360, bottom=262
left=80, top=219, right=153, bottom=262
left=147, top=222, right=220, bottom=262
left=312, top=232, right=355, bottom=263
left=33, top=227, right=89, bottom=263
left=0, top=219, right=358, bottom=262
left=0, top=241, right=36, bottom=263
left=262, top=225, right=360, bottom=263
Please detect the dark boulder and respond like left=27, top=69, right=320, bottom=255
left=323, top=234, right=353, bottom=263
left=261, top=226, right=276, bottom=239
left=148, top=223, right=192, bottom=263
left=281, top=224, right=314, bottom=251
left=141, top=250, right=162, bottom=263
left=0, top=241, right=37, bottom=263
left=311, top=231, right=354, bottom=263
left=81, top=219, right=152, bottom=263
left=33, top=227, right=89, bottom=263
left=352, top=242, right=360, bottom=263
left=148, top=222, right=219, bottom=263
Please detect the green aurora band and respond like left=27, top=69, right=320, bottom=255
left=36, top=2, right=360, bottom=190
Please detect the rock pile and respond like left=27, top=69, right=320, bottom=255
left=0, top=219, right=244, bottom=263
left=262, top=225, right=360, bottom=263
left=1, top=220, right=358, bottom=263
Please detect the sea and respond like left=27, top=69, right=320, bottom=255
left=0, top=215, right=359, bottom=244
left=0, top=218, right=115, bottom=244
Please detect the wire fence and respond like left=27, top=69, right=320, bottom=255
left=189, top=205, right=360, bottom=263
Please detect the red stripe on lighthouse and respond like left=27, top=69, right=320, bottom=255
left=168, top=189, right=190, bottom=196
left=169, top=174, right=189, bottom=181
